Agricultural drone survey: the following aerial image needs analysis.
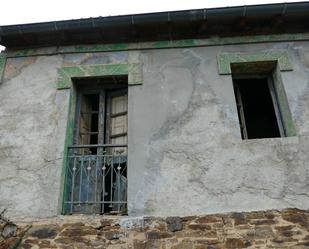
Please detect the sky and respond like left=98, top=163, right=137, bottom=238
left=0, top=0, right=305, bottom=51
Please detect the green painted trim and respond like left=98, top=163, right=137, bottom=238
left=4, top=32, right=309, bottom=58
left=272, top=65, right=297, bottom=137
left=0, top=54, right=6, bottom=83
left=57, top=63, right=143, bottom=89
left=217, top=51, right=293, bottom=75
left=60, top=86, right=77, bottom=214
left=1, top=33, right=308, bottom=81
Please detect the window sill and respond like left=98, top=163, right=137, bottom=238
left=240, top=135, right=299, bottom=145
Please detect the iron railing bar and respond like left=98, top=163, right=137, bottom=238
left=68, top=155, right=122, bottom=158
left=68, top=144, right=127, bottom=149
left=104, top=164, right=111, bottom=176
left=78, top=159, right=84, bottom=205
left=110, top=156, right=114, bottom=208
left=86, top=157, right=91, bottom=203
left=94, top=155, right=98, bottom=204
left=117, top=156, right=121, bottom=212
left=65, top=201, right=127, bottom=204
left=70, top=157, right=77, bottom=214
left=101, top=156, right=106, bottom=214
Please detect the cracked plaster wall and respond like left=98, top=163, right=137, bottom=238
left=0, top=41, right=308, bottom=219
left=128, top=41, right=309, bottom=217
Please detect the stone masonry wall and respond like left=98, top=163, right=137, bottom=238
left=0, top=208, right=308, bottom=249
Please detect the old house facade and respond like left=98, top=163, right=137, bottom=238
left=0, top=2, right=308, bottom=248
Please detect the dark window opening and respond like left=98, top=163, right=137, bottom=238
left=233, top=77, right=285, bottom=139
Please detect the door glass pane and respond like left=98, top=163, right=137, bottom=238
left=110, top=93, right=127, bottom=155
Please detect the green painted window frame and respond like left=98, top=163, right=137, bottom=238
left=58, top=63, right=142, bottom=214
left=217, top=51, right=296, bottom=138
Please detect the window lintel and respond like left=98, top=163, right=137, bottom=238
left=217, top=51, right=293, bottom=75
left=57, top=63, right=143, bottom=89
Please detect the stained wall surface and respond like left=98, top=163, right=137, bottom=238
left=0, top=40, right=309, bottom=219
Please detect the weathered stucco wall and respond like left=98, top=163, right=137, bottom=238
left=0, top=40, right=308, bottom=219
left=129, top=42, right=309, bottom=216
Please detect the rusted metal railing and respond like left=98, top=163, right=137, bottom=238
left=64, top=144, right=127, bottom=215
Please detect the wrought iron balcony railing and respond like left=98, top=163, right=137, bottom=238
left=64, top=144, right=127, bottom=215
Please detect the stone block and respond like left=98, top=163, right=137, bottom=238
left=282, top=209, right=308, bottom=227
left=1, top=224, right=17, bottom=238
left=231, top=213, right=246, bottom=225
left=224, top=238, right=251, bottom=248
left=188, top=224, right=211, bottom=230
left=196, top=216, right=222, bottom=224
left=166, top=217, right=182, bottom=232
left=104, top=230, right=125, bottom=240
left=60, top=227, right=97, bottom=237
left=171, top=240, right=193, bottom=249
left=29, top=225, right=59, bottom=239
left=249, top=219, right=276, bottom=226
left=146, top=230, right=173, bottom=239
